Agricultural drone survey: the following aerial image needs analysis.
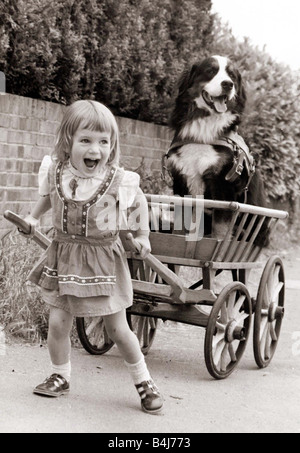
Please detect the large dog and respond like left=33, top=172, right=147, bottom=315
left=165, top=55, right=268, bottom=244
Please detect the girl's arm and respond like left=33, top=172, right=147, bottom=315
left=25, top=195, right=51, bottom=226
left=131, top=189, right=151, bottom=258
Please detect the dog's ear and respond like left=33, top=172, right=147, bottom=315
left=235, top=69, right=247, bottom=109
left=177, top=64, right=200, bottom=96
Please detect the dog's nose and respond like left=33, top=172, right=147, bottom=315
left=221, top=80, right=234, bottom=92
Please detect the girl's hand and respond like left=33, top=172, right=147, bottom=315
left=134, top=235, right=151, bottom=259
left=24, top=215, right=39, bottom=227
left=19, top=214, right=39, bottom=235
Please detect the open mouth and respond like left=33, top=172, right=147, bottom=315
left=84, top=158, right=100, bottom=170
left=202, top=90, right=228, bottom=113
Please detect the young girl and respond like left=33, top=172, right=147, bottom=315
left=24, top=100, right=163, bottom=414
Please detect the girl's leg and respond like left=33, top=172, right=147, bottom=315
left=47, top=306, right=73, bottom=368
left=103, top=309, right=142, bottom=364
left=103, top=309, right=163, bottom=413
left=33, top=307, right=73, bottom=397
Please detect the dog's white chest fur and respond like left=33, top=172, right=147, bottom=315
left=168, top=144, right=220, bottom=197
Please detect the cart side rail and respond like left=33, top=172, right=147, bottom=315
left=145, top=194, right=289, bottom=220
left=144, top=194, right=289, bottom=264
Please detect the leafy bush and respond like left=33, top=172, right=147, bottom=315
left=1, top=1, right=300, bottom=206
left=0, top=0, right=213, bottom=121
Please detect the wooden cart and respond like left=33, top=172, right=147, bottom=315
left=4, top=195, right=288, bottom=379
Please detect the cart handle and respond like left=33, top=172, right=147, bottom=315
left=126, top=233, right=187, bottom=303
left=3, top=210, right=51, bottom=250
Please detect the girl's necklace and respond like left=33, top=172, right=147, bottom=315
left=68, top=166, right=106, bottom=199
left=69, top=170, right=93, bottom=199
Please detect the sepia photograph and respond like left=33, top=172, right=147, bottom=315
left=0, top=0, right=300, bottom=436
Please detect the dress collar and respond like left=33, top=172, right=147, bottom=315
left=66, top=159, right=107, bottom=180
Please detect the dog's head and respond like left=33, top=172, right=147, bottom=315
left=170, top=56, right=246, bottom=136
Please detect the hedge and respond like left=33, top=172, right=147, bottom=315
left=1, top=0, right=300, bottom=206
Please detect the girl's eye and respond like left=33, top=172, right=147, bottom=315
left=81, top=138, right=90, bottom=143
left=100, top=139, right=109, bottom=145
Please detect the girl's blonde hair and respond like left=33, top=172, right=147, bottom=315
left=53, top=100, right=120, bottom=165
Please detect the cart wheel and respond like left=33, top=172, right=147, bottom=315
left=127, top=313, right=158, bottom=355
left=76, top=317, right=114, bottom=355
left=253, top=255, right=285, bottom=368
left=204, top=282, right=252, bottom=379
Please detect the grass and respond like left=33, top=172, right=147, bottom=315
left=0, top=231, right=49, bottom=342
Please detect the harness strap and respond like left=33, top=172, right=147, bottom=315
left=163, top=132, right=256, bottom=201
left=212, top=131, right=255, bottom=183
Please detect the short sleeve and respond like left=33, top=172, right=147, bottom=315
left=118, top=171, right=140, bottom=209
left=38, top=155, right=52, bottom=196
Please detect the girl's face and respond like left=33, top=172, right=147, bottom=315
left=70, top=128, right=111, bottom=177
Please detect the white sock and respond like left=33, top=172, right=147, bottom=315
left=125, top=356, right=151, bottom=385
left=51, top=361, right=71, bottom=383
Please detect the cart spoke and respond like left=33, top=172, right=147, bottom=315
left=220, top=344, right=229, bottom=371
left=214, top=339, right=227, bottom=366
left=149, top=317, right=157, bottom=329
left=264, top=324, right=271, bottom=359
left=137, top=317, right=145, bottom=341
left=85, top=317, right=101, bottom=336
left=266, top=271, right=275, bottom=304
left=235, top=311, right=250, bottom=325
left=103, top=327, right=110, bottom=344
left=143, top=320, right=150, bottom=346
left=220, top=303, right=228, bottom=323
left=212, top=332, right=225, bottom=350
left=269, top=321, right=278, bottom=341
left=215, top=321, right=226, bottom=332
left=232, top=294, right=246, bottom=317
left=263, top=284, right=270, bottom=308
left=227, top=291, right=236, bottom=317
left=94, top=324, right=105, bottom=345
left=271, top=282, right=284, bottom=303
left=228, top=343, right=237, bottom=362
left=259, top=315, right=269, bottom=342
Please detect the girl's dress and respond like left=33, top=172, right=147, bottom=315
left=29, top=156, right=141, bottom=317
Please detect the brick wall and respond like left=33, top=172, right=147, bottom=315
left=0, top=94, right=172, bottom=237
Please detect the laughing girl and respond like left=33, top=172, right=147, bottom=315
left=25, top=100, right=163, bottom=414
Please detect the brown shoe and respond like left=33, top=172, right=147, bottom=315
left=33, top=374, right=70, bottom=397
left=135, top=379, right=163, bottom=414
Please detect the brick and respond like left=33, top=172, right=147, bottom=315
left=7, top=130, right=23, bottom=144
left=0, top=128, right=8, bottom=142
left=10, top=116, right=40, bottom=133
left=120, top=156, right=142, bottom=171
left=30, top=98, right=47, bottom=120
left=7, top=187, right=38, bottom=202
left=0, top=173, right=7, bottom=186
left=17, top=96, right=33, bottom=116
left=23, top=145, right=52, bottom=160
left=0, top=94, right=11, bottom=113
left=0, top=158, right=17, bottom=172
left=36, top=134, right=55, bottom=147
left=116, top=117, right=135, bottom=135
left=6, top=173, right=20, bottom=187
left=0, top=113, right=10, bottom=128
left=121, top=143, right=163, bottom=160
left=45, top=100, right=65, bottom=122
left=39, top=120, right=59, bottom=135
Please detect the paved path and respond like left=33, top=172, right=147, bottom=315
left=1, top=246, right=300, bottom=434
